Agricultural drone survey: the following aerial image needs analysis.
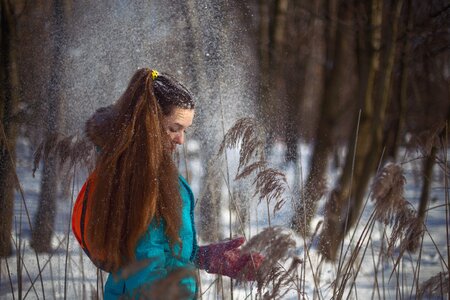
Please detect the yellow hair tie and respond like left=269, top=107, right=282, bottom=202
left=151, top=70, right=159, bottom=80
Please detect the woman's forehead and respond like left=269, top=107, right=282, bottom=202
left=165, top=108, right=194, bottom=128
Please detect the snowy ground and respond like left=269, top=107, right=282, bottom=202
left=0, top=138, right=448, bottom=299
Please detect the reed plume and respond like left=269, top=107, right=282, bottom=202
left=371, top=162, right=407, bottom=224
left=235, top=160, right=267, bottom=180
left=417, top=271, right=449, bottom=298
left=220, top=118, right=290, bottom=214
left=32, top=132, right=96, bottom=176
left=410, top=121, right=445, bottom=157
left=241, top=227, right=301, bottom=298
left=371, top=162, right=420, bottom=254
left=254, top=168, right=288, bottom=213
left=219, top=117, right=265, bottom=172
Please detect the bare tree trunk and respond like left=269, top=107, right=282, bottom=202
left=291, top=0, right=352, bottom=236
left=258, top=0, right=270, bottom=107
left=186, top=0, right=228, bottom=243
left=0, top=0, right=20, bottom=257
left=198, top=162, right=223, bottom=242
left=384, top=0, right=411, bottom=161
left=405, top=144, right=437, bottom=250
left=350, top=0, right=403, bottom=226
left=319, top=0, right=404, bottom=260
left=30, top=0, right=67, bottom=252
left=258, top=0, right=288, bottom=146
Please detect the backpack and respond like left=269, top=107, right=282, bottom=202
left=72, top=172, right=110, bottom=271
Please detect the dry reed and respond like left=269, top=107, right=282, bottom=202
left=417, top=271, right=449, bottom=298
left=235, top=160, right=267, bottom=181
left=371, top=162, right=406, bottom=224
left=220, top=118, right=290, bottom=216
left=218, top=117, right=265, bottom=172
left=253, top=168, right=288, bottom=213
left=410, top=121, right=446, bottom=157
left=240, top=227, right=300, bottom=298
left=371, top=162, right=420, bottom=254
left=32, top=132, right=96, bottom=177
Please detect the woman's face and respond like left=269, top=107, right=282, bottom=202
left=162, top=107, right=195, bottom=152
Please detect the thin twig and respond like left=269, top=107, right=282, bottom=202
left=334, top=109, right=361, bottom=297
left=50, top=257, right=58, bottom=300
left=444, top=123, right=449, bottom=293
left=23, top=235, right=68, bottom=299
left=8, top=229, right=40, bottom=299
left=410, top=207, right=427, bottom=297
left=4, top=257, right=16, bottom=300
left=64, top=163, right=77, bottom=299
left=0, top=121, right=46, bottom=299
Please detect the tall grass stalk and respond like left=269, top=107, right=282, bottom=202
left=0, top=122, right=46, bottom=299
left=9, top=227, right=39, bottom=298
left=64, top=163, right=77, bottom=300
left=49, top=257, right=57, bottom=299
left=406, top=250, right=418, bottom=298
left=340, top=149, right=386, bottom=297
left=17, top=165, right=24, bottom=300
left=444, top=124, right=449, bottom=289
left=5, top=258, right=16, bottom=300
left=296, top=146, right=307, bottom=298
left=14, top=215, right=22, bottom=300
left=219, top=169, right=258, bottom=260
left=410, top=210, right=427, bottom=297
left=392, top=254, right=401, bottom=299
left=96, top=268, right=101, bottom=299
left=423, top=226, right=449, bottom=269
left=5, top=256, right=16, bottom=300
left=180, top=142, right=206, bottom=299
left=304, top=224, right=324, bottom=299
left=217, top=78, right=235, bottom=300
left=200, top=276, right=219, bottom=297
left=381, top=229, right=387, bottom=299
left=100, top=269, right=105, bottom=297
left=346, top=214, right=378, bottom=297
left=79, top=247, right=86, bottom=299
left=23, top=235, right=68, bottom=299
left=369, top=236, right=381, bottom=299
left=334, top=109, right=361, bottom=298
left=337, top=212, right=377, bottom=298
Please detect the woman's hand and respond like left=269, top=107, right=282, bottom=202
left=196, top=237, right=264, bottom=281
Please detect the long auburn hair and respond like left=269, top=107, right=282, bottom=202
left=84, top=68, right=193, bottom=272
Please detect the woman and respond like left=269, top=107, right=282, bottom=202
left=77, top=68, right=262, bottom=299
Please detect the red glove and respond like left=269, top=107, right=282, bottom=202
left=195, top=237, right=264, bottom=281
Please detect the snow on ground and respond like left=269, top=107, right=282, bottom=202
left=1, top=138, right=448, bottom=299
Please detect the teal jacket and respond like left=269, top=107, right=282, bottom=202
left=104, top=175, right=198, bottom=299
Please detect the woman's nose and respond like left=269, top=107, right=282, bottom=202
left=173, top=132, right=184, bottom=145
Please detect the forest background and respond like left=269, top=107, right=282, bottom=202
left=0, top=0, right=449, bottom=299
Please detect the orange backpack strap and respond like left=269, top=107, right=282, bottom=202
left=80, top=181, right=91, bottom=252
left=72, top=173, right=114, bottom=271
left=72, top=173, right=96, bottom=256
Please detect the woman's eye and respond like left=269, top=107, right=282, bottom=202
left=169, top=127, right=178, bottom=133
